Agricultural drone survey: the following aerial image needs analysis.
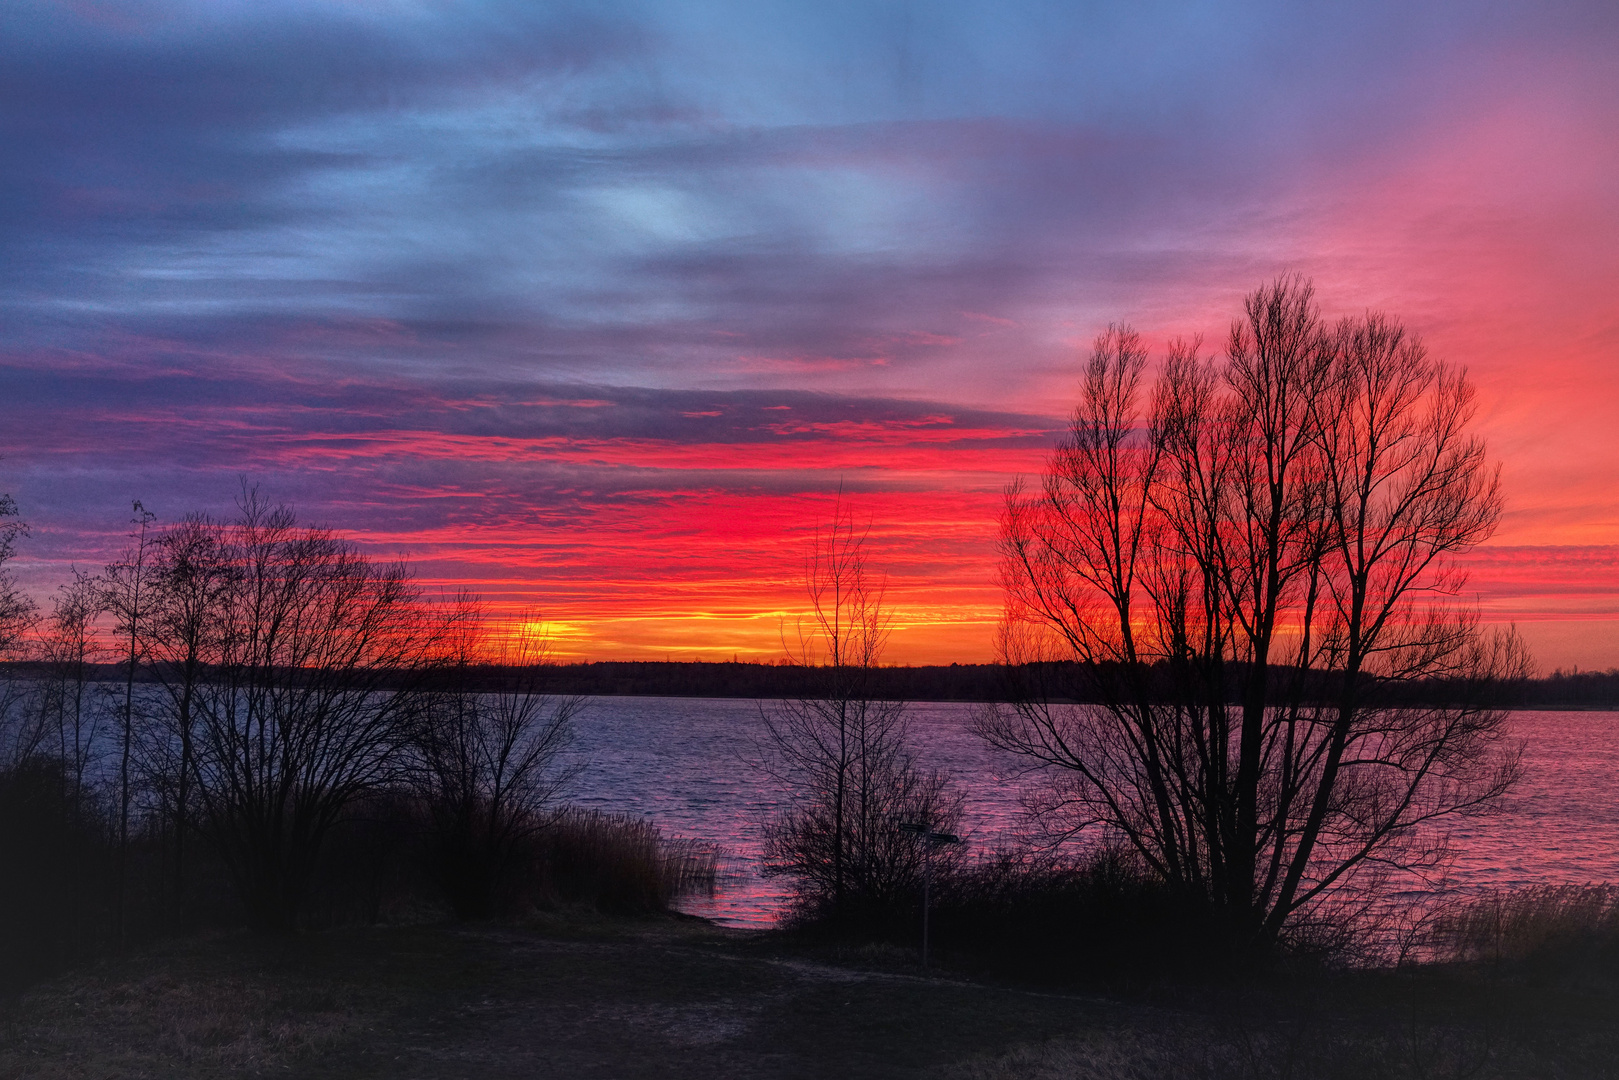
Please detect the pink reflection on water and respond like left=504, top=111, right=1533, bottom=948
left=1441, top=710, right=1619, bottom=892
left=563, top=700, right=1619, bottom=928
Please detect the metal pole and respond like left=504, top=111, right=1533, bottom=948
left=921, top=837, right=931, bottom=968
left=900, top=821, right=957, bottom=970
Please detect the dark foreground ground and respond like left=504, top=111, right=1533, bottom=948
left=2, top=914, right=1616, bottom=1079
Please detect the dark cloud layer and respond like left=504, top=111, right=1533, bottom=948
left=6, top=0, right=1613, bottom=391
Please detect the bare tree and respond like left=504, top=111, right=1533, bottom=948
left=101, top=501, right=158, bottom=935
left=140, top=514, right=233, bottom=899
left=980, top=278, right=1524, bottom=951
left=0, top=491, right=31, bottom=662
left=761, top=498, right=961, bottom=919
left=37, top=571, right=105, bottom=808
left=187, top=491, right=437, bottom=931
left=414, top=598, right=583, bottom=918
left=0, top=491, right=40, bottom=763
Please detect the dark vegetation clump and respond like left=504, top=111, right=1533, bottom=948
left=302, top=799, right=720, bottom=925
left=0, top=771, right=719, bottom=992
left=0, top=764, right=241, bottom=992
left=0, top=760, right=114, bottom=988
left=924, top=850, right=1238, bottom=983
left=303, top=789, right=435, bottom=928
left=775, top=845, right=1255, bottom=985
left=1430, top=884, right=1619, bottom=985
left=0, top=488, right=718, bottom=993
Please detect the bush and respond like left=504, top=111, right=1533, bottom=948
left=307, top=797, right=722, bottom=921
left=302, top=798, right=720, bottom=922
left=783, top=844, right=1253, bottom=983
left=0, top=761, right=113, bottom=989
left=933, top=848, right=1246, bottom=982
left=304, top=789, right=433, bottom=928
left=0, top=780, right=723, bottom=994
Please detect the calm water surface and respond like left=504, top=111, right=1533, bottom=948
left=560, top=699, right=1619, bottom=927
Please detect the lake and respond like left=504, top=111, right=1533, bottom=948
left=560, top=698, right=1619, bottom=927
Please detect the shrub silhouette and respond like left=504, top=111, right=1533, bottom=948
left=0, top=760, right=110, bottom=989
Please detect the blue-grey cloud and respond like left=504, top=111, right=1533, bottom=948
left=7, top=0, right=1613, bottom=395
left=3, top=0, right=1617, bottom=661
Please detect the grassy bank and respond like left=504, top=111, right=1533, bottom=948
left=0, top=916, right=1136, bottom=1079
left=3, top=909, right=1618, bottom=1079
left=0, top=787, right=720, bottom=993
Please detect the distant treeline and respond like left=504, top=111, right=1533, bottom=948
left=524, top=660, right=1619, bottom=709
left=0, top=659, right=1012, bottom=702
left=508, top=660, right=1017, bottom=701
left=15, top=658, right=1614, bottom=708
left=1512, top=668, right=1619, bottom=709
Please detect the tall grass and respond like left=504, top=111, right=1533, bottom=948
left=1431, top=884, right=1619, bottom=966
left=535, top=808, right=719, bottom=914
left=0, top=769, right=723, bottom=993
left=308, top=800, right=722, bottom=921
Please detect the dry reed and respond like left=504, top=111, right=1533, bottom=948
left=536, top=808, right=719, bottom=914
left=1430, top=884, right=1619, bottom=964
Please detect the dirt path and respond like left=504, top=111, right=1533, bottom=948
left=331, top=926, right=1130, bottom=1079
left=0, top=919, right=1130, bottom=1079
left=7, top=918, right=1618, bottom=1078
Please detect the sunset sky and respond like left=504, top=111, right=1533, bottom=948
left=2, top=0, right=1616, bottom=668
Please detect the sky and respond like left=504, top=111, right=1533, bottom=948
left=1, top=0, right=1616, bottom=668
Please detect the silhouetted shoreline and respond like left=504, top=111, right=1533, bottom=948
left=11, top=660, right=1616, bottom=708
